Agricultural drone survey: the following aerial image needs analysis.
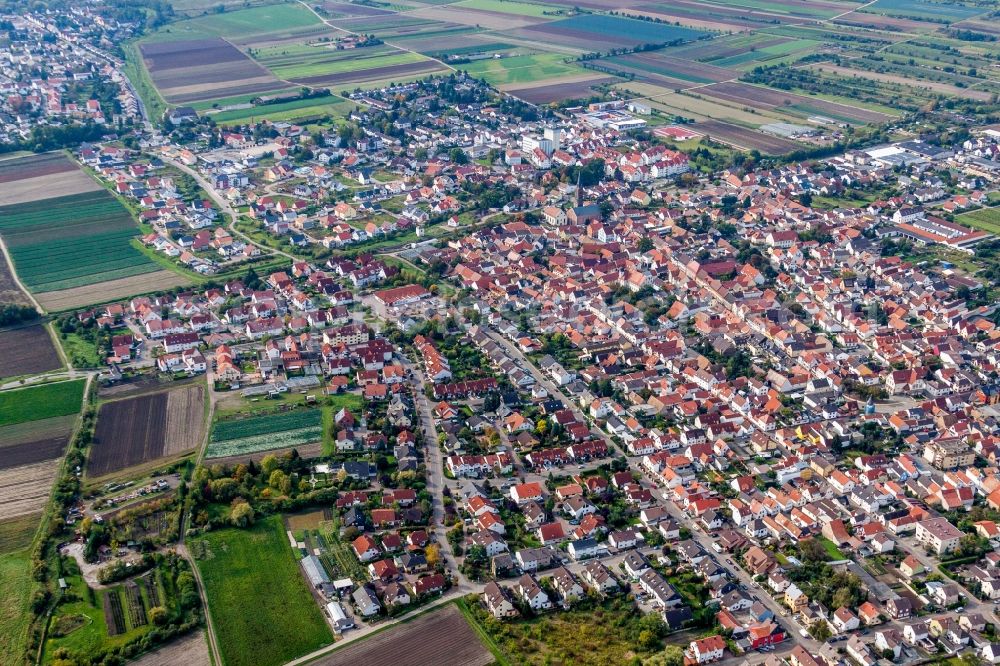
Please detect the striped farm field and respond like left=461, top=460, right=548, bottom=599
left=206, top=409, right=323, bottom=459
left=0, top=189, right=162, bottom=293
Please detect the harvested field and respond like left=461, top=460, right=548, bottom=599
left=89, top=384, right=205, bottom=477
left=321, top=1, right=394, bottom=17
left=602, top=52, right=735, bottom=85
left=35, top=270, right=189, bottom=312
left=0, top=155, right=101, bottom=206
left=163, top=384, right=206, bottom=456
left=0, top=512, right=40, bottom=553
left=128, top=631, right=210, bottom=666
left=699, top=82, right=893, bottom=124
left=506, top=76, right=620, bottom=104
left=291, top=60, right=446, bottom=86
left=694, top=119, right=802, bottom=154
left=0, top=152, right=76, bottom=184
left=312, top=604, right=491, bottom=666
left=0, top=325, right=62, bottom=378
left=0, top=459, right=60, bottom=520
left=141, top=38, right=285, bottom=104
left=0, top=253, right=30, bottom=306
left=0, top=437, right=69, bottom=470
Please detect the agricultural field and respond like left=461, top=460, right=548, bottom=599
left=0, top=158, right=179, bottom=307
left=140, top=4, right=325, bottom=44
left=250, top=41, right=446, bottom=87
left=859, top=0, right=983, bottom=23
left=313, top=604, right=492, bottom=666
left=140, top=38, right=286, bottom=105
left=0, top=547, right=34, bottom=666
left=463, top=53, right=586, bottom=86
left=0, top=414, right=77, bottom=471
left=0, top=151, right=101, bottom=206
left=206, top=407, right=322, bottom=459
left=693, top=119, right=804, bottom=154
left=697, top=81, right=894, bottom=125
left=0, top=379, right=86, bottom=427
left=0, top=325, right=62, bottom=378
left=519, top=14, right=708, bottom=50
left=129, top=631, right=210, bottom=666
left=35, top=270, right=191, bottom=313
left=208, top=95, right=354, bottom=125
left=452, top=0, right=561, bottom=18
left=89, top=384, right=206, bottom=478
left=505, top=75, right=620, bottom=104
left=189, top=516, right=333, bottom=666
left=958, top=207, right=1000, bottom=235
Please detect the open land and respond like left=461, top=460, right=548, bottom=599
left=0, top=157, right=101, bottom=206
left=128, top=631, right=211, bottom=666
left=0, top=379, right=86, bottom=427
left=35, top=270, right=190, bottom=312
left=0, top=414, right=76, bottom=470
left=0, top=325, right=62, bottom=378
left=313, top=604, right=492, bottom=666
left=0, top=548, right=34, bottom=666
left=140, top=38, right=286, bottom=105
left=89, top=384, right=206, bottom=478
left=0, top=159, right=168, bottom=299
left=190, top=515, right=333, bottom=666
left=0, top=459, right=63, bottom=521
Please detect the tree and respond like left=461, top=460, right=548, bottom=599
left=425, top=543, right=441, bottom=567
left=799, top=538, right=827, bottom=563
left=831, top=586, right=855, bottom=610
left=638, top=237, right=654, bottom=252
left=150, top=605, right=168, bottom=626
left=230, top=500, right=254, bottom=527
left=261, top=454, right=279, bottom=476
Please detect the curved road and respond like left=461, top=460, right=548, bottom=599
left=158, top=154, right=297, bottom=261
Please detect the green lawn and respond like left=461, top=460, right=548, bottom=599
left=0, top=379, right=86, bottom=427
left=0, top=549, right=34, bottom=666
left=819, top=537, right=847, bottom=561
left=190, top=516, right=333, bottom=666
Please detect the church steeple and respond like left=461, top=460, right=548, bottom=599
left=576, top=170, right=582, bottom=208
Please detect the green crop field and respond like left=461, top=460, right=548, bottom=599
left=453, top=0, right=560, bottom=17
left=958, top=207, right=1000, bottom=234
left=0, top=549, right=34, bottom=666
left=255, top=44, right=427, bottom=80
left=0, top=190, right=161, bottom=293
left=209, top=96, right=355, bottom=124
left=190, top=516, right=333, bottom=666
left=206, top=408, right=323, bottom=458
left=142, top=3, right=323, bottom=42
left=861, top=0, right=982, bottom=22
left=0, top=379, right=85, bottom=427
left=463, top=53, right=585, bottom=85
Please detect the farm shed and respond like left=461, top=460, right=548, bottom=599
left=301, top=555, right=331, bottom=589
left=325, top=601, right=354, bottom=633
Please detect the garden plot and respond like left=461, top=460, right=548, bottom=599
left=206, top=408, right=323, bottom=459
